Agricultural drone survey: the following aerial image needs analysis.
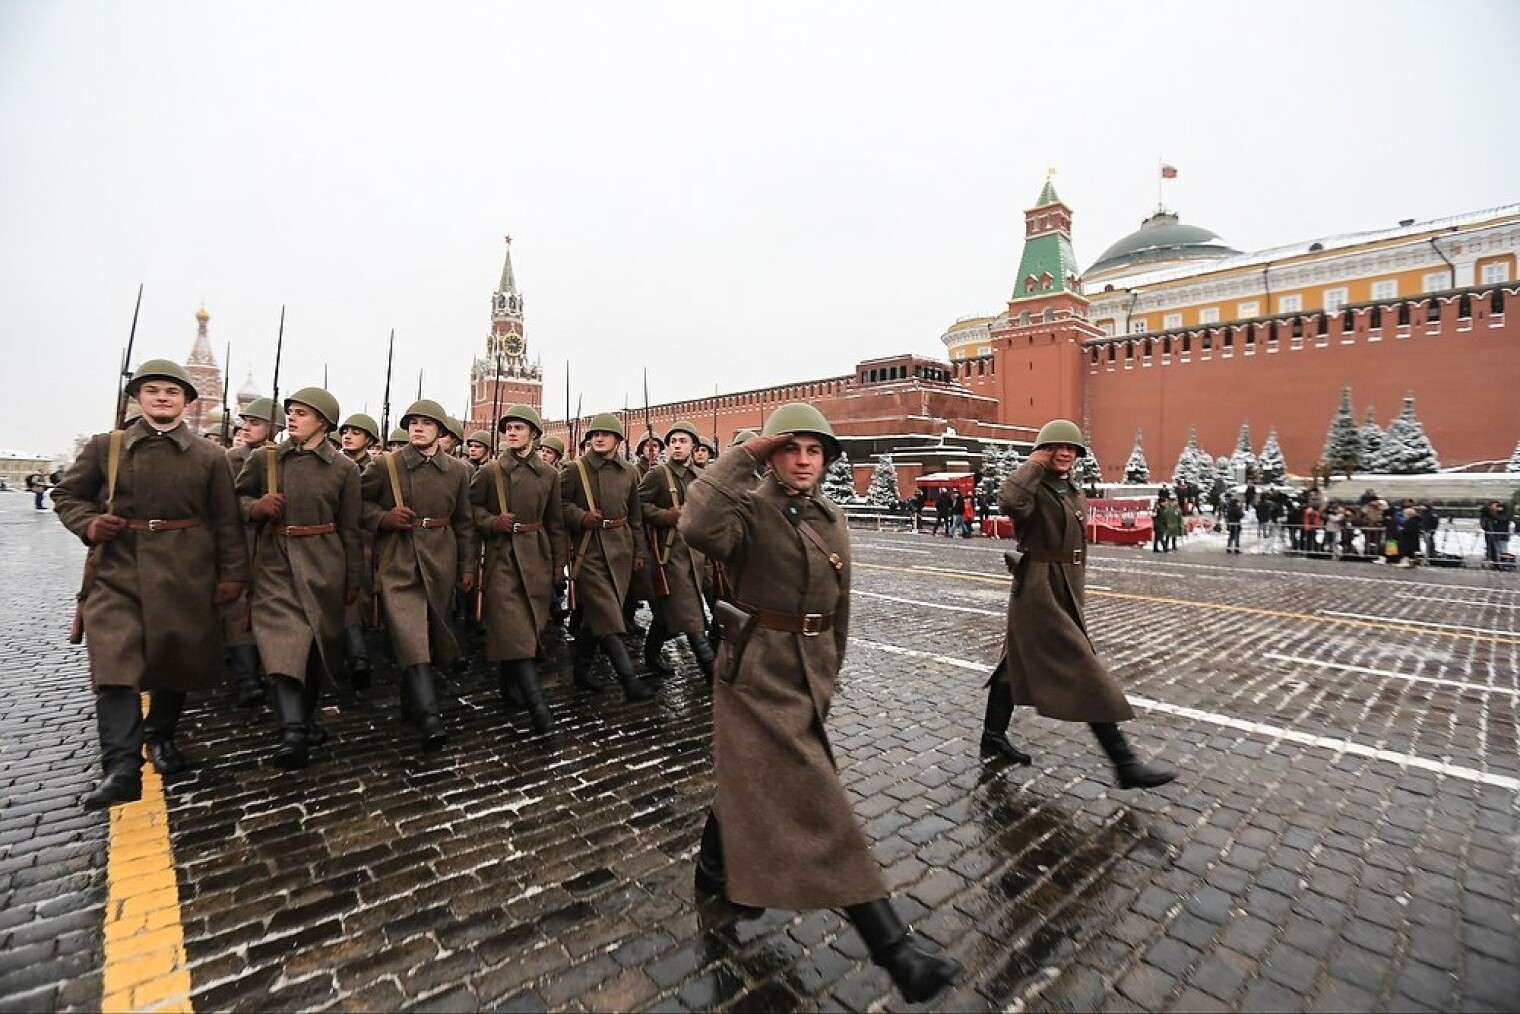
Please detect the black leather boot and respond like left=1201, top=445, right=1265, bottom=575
left=1090, top=722, right=1175, bottom=789
left=270, top=675, right=309, bottom=770
left=687, top=632, right=715, bottom=684
left=511, top=660, right=554, bottom=734
left=844, top=898, right=960, bottom=1004
left=497, top=662, right=527, bottom=709
left=694, top=810, right=727, bottom=897
left=403, top=665, right=448, bottom=752
left=228, top=643, right=265, bottom=706
left=143, top=690, right=189, bottom=775
left=571, top=634, right=603, bottom=693
left=302, top=664, right=327, bottom=747
left=84, top=687, right=143, bottom=810
left=602, top=635, right=653, bottom=701
left=643, top=624, right=674, bottom=677
left=622, top=597, right=645, bottom=637
left=980, top=680, right=1031, bottom=765
left=344, top=626, right=371, bottom=691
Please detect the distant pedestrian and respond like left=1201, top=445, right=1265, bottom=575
left=1224, top=495, right=1244, bottom=553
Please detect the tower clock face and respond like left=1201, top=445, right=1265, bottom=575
left=504, top=335, right=525, bottom=357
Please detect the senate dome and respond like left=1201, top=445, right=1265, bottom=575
left=1084, top=210, right=1240, bottom=283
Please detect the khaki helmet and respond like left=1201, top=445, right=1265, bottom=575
left=387, top=428, right=408, bottom=444
left=538, top=434, right=566, bottom=456
left=730, top=428, right=758, bottom=447
left=339, top=412, right=380, bottom=443
left=284, top=387, right=340, bottom=429
left=126, top=358, right=198, bottom=402
left=399, top=399, right=450, bottom=431
left=1033, top=418, right=1087, bottom=456
left=443, top=415, right=466, bottom=444
left=664, top=419, right=702, bottom=445
left=466, top=429, right=493, bottom=448
left=586, top=412, right=625, bottom=441
left=498, top=404, right=544, bottom=437
left=698, top=438, right=717, bottom=457
left=240, top=397, right=277, bottom=424
left=762, top=402, right=841, bottom=462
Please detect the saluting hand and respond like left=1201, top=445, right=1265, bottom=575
left=248, top=493, right=286, bottom=522
left=489, top=512, right=519, bottom=534
left=741, top=432, right=789, bottom=465
left=378, top=505, right=418, bottom=532
left=1027, top=448, right=1057, bottom=471
left=86, top=513, right=127, bottom=545
left=213, top=581, right=243, bottom=605
left=581, top=508, right=604, bottom=530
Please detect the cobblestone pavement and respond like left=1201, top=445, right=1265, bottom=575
left=2, top=491, right=1518, bottom=1011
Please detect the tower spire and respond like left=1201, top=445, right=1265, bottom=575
left=499, top=234, right=518, bottom=295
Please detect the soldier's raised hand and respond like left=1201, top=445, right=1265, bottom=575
left=741, top=432, right=790, bottom=465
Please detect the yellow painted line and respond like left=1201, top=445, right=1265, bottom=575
left=853, top=561, right=1520, bottom=646
left=101, top=695, right=193, bottom=1013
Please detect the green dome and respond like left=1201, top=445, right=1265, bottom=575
left=1087, top=211, right=1238, bottom=278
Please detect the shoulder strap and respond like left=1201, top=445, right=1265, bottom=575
left=796, top=516, right=845, bottom=581
left=568, top=459, right=597, bottom=581
left=491, top=460, right=510, bottom=515
left=266, top=444, right=279, bottom=495
left=383, top=451, right=405, bottom=508
left=573, top=458, right=596, bottom=511
left=105, top=429, right=125, bottom=512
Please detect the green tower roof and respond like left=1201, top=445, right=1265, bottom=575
left=1010, top=180, right=1080, bottom=303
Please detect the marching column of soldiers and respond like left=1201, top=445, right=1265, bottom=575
left=52, top=354, right=1187, bottom=1005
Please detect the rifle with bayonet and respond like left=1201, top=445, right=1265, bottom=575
left=380, top=329, right=395, bottom=438
left=472, top=353, right=506, bottom=623
left=219, top=342, right=233, bottom=446
left=247, top=307, right=285, bottom=631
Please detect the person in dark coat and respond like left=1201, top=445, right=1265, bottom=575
left=639, top=420, right=718, bottom=682
left=53, top=359, right=248, bottom=808
left=337, top=412, right=381, bottom=688
left=222, top=396, right=276, bottom=707
left=980, top=419, right=1174, bottom=789
left=681, top=402, right=958, bottom=1005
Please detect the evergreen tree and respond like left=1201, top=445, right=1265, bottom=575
left=1508, top=438, right=1520, bottom=473
left=1322, top=385, right=1364, bottom=477
left=1172, top=428, right=1204, bottom=488
left=1372, top=395, right=1440, bottom=473
left=1257, top=428, right=1286, bottom=485
left=821, top=452, right=855, bottom=501
left=979, top=445, right=1003, bottom=496
left=866, top=454, right=900, bottom=507
left=1078, top=427, right=1103, bottom=487
left=1230, top=422, right=1257, bottom=482
left=1359, top=405, right=1384, bottom=467
left=1123, top=429, right=1151, bottom=483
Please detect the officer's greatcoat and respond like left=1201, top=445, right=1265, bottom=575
left=559, top=451, right=644, bottom=638
left=470, top=450, right=567, bottom=661
left=638, top=460, right=707, bottom=633
left=53, top=420, right=248, bottom=691
left=992, top=458, right=1134, bottom=722
left=360, top=445, right=475, bottom=668
left=681, top=449, right=886, bottom=911
left=236, top=441, right=362, bottom=682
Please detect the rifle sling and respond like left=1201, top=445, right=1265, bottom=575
left=568, top=458, right=596, bottom=582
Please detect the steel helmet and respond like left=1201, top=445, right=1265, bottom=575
left=443, top=416, right=466, bottom=444
left=664, top=419, right=702, bottom=445
left=1032, top=418, right=1087, bottom=456
left=126, top=359, right=198, bottom=402
left=586, top=412, right=625, bottom=441
left=240, top=397, right=277, bottom=424
left=761, top=402, right=842, bottom=463
left=284, top=387, right=340, bottom=429
left=538, top=434, right=566, bottom=456
left=339, top=413, right=380, bottom=443
left=730, top=428, right=758, bottom=447
left=466, top=429, right=493, bottom=448
left=399, top=399, right=450, bottom=431
left=387, top=428, right=408, bottom=444
left=498, top=404, right=545, bottom=437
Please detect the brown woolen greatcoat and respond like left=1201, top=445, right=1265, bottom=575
left=470, top=450, right=567, bottom=662
left=680, top=449, right=886, bottom=911
left=992, top=458, right=1134, bottom=723
left=52, top=420, right=248, bottom=691
left=638, top=460, right=707, bottom=633
left=360, top=445, right=476, bottom=669
left=235, top=441, right=363, bottom=682
left=220, top=441, right=265, bottom=648
left=559, top=451, right=645, bottom=638
left=341, top=451, right=375, bottom=628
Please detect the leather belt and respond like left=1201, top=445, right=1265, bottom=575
left=124, top=517, right=202, bottom=532
left=745, top=605, right=834, bottom=636
left=1020, top=548, right=1084, bottom=565
left=274, top=523, right=337, bottom=537
left=413, top=517, right=451, bottom=529
left=505, top=521, right=542, bottom=534
left=597, top=517, right=628, bottom=529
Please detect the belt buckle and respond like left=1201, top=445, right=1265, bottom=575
left=801, top=613, right=824, bottom=636
left=420, top=517, right=434, bottom=528
left=601, top=518, right=615, bottom=529
left=512, top=521, right=523, bottom=534
left=1072, top=548, right=1083, bottom=565
left=147, top=518, right=165, bottom=532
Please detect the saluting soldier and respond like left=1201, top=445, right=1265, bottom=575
left=638, top=420, right=716, bottom=681
left=464, top=430, right=493, bottom=470
left=222, top=396, right=276, bottom=707
left=560, top=413, right=653, bottom=702
left=981, top=419, right=1175, bottom=788
left=680, top=403, right=957, bottom=1004
left=470, top=405, right=567, bottom=732
left=54, top=359, right=248, bottom=809
left=236, top=388, right=362, bottom=768
left=337, top=412, right=380, bottom=687
left=361, top=398, right=477, bottom=751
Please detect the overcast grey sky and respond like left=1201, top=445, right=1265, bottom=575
left=3, top=0, right=1517, bottom=457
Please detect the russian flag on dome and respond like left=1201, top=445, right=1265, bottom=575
left=1160, top=163, right=1178, bottom=179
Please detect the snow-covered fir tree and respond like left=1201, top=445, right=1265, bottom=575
left=820, top=452, right=855, bottom=502
left=1257, top=428, right=1287, bottom=485
left=1172, top=428, right=1210, bottom=489
left=1123, top=430, right=1151, bottom=483
left=979, top=445, right=1003, bottom=495
left=1508, top=438, right=1520, bottom=473
left=866, top=454, right=900, bottom=507
left=1230, top=422, right=1257, bottom=482
left=1359, top=406, right=1384, bottom=467
left=1078, top=428, right=1103, bottom=488
left=1371, top=395, right=1440, bottom=473
left=1322, top=386, right=1364, bottom=475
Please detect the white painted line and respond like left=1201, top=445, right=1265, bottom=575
left=1420, top=598, right=1520, bottom=610
left=854, top=543, right=933, bottom=555
left=854, top=590, right=1002, bottom=617
left=849, top=639, right=1520, bottom=793
left=1262, top=653, right=1517, bottom=698
left=1317, top=610, right=1519, bottom=639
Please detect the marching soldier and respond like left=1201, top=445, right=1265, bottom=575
left=337, top=412, right=381, bottom=688
left=536, top=434, right=566, bottom=470
left=54, top=359, right=248, bottom=808
left=361, top=398, right=477, bottom=751
left=439, top=416, right=466, bottom=458
left=464, top=430, right=493, bottom=470
left=385, top=428, right=407, bottom=453
left=559, top=413, right=654, bottom=702
left=470, top=405, right=567, bottom=732
left=692, top=439, right=715, bottom=469
left=680, top=403, right=957, bottom=1003
left=236, top=388, right=362, bottom=768
left=535, top=437, right=569, bottom=625
left=638, top=420, right=716, bottom=681
left=634, top=432, right=664, bottom=475
left=222, top=396, right=276, bottom=706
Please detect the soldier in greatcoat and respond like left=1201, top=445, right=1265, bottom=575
left=559, top=412, right=654, bottom=702
left=337, top=412, right=380, bottom=687
left=680, top=402, right=957, bottom=1005
left=470, top=405, right=567, bottom=732
left=464, top=430, right=493, bottom=471
left=53, top=359, right=247, bottom=808
left=981, top=418, right=1175, bottom=789
left=536, top=434, right=565, bottom=471
left=222, top=396, right=276, bottom=707
left=360, top=398, right=477, bottom=751
left=236, top=388, right=362, bottom=768
left=638, top=420, right=716, bottom=681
